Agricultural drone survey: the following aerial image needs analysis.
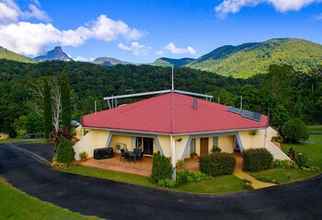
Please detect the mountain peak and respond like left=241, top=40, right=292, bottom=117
left=33, top=46, right=72, bottom=62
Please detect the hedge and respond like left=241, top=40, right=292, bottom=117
left=199, top=153, right=235, bottom=177
left=243, top=148, right=273, bottom=172
left=151, top=152, right=173, bottom=182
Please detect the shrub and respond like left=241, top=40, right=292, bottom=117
left=55, top=137, right=75, bottom=165
left=157, top=178, right=176, bottom=188
left=79, top=152, right=88, bottom=161
left=176, top=171, right=208, bottom=186
left=287, top=148, right=308, bottom=168
left=281, top=118, right=309, bottom=143
left=243, top=148, right=273, bottom=172
left=211, top=146, right=222, bottom=153
left=294, top=152, right=307, bottom=168
left=273, top=160, right=296, bottom=169
left=287, top=147, right=296, bottom=160
left=199, top=153, right=235, bottom=177
left=151, top=152, right=173, bottom=183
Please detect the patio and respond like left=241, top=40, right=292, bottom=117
left=81, top=154, right=153, bottom=176
left=80, top=154, right=200, bottom=177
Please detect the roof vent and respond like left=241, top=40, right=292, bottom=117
left=192, top=98, right=198, bottom=110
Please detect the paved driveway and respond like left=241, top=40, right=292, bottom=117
left=1, top=143, right=322, bottom=220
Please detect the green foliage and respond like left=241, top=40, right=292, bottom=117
left=211, top=146, right=222, bottom=153
left=43, top=80, right=52, bottom=139
left=55, top=137, right=75, bottom=164
left=0, top=47, right=34, bottom=63
left=0, top=59, right=321, bottom=137
left=151, top=152, right=173, bottom=183
left=13, top=115, right=28, bottom=137
left=281, top=118, right=309, bottom=143
left=273, top=160, right=296, bottom=169
left=60, top=74, right=72, bottom=135
left=188, top=38, right=322, bottom=78
left=199, top=153, right=235, bottom=177
left=13, top=112, right=43, bottom=138
left=176, top=171, right=208, bottom=186
left=157, top=178, right=176, bottom=188
left=243, top=148, right=273, bottom=172
left=287, top=147, right=308, bottom=168
left=79, top=152, right=89, bottom=161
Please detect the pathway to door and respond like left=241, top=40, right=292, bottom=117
left=233, top=153, right=276, bottom=190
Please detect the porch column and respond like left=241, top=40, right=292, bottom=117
left=170, top=135, right=176, bottom=180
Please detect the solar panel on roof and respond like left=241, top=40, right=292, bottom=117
left=228, top=107, right=261, bottom=122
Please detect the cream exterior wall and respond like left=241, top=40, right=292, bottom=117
left=239, top=129, right=266, bottom=150
left=73, top=129, right=110, bottom=160
left=218, top=135, right=235, bottom=153
left=157, top=135, right=171, bottom=157
left=110, top=135, right=133, bottom=151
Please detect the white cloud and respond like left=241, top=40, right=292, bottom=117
left=118, top=41, right=149, bottom=55
left=0, top=0, right=49, bottom=23
left=0, top=0, right=20, bottom=23
left=0, top=14, right=143, bottom=56
left=163, top=42, right=196, bottom=55
left=215, top=0, right=320, bottom=16
left=74, top=56, right=95, bottom=62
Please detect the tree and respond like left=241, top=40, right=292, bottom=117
left=281, top=118, right=309, bottom=143
left=60, top=74, right=72, bottom=137
left=43, top=80, right=52, bottom=139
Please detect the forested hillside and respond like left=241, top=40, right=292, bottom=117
left=0, top=47, right=34, bottom=63
left=0, top=60, right=321, bottom=136
left=188, top=38, right=322, bottom=78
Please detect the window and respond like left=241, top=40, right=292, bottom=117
left=190, top=138, right=196, bottom=154
left=213, top=136, right=218, bottom=147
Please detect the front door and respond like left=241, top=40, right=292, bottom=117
left=143, top=137, right=154, bottom=155
left=200, top=137, right=209, bottom=157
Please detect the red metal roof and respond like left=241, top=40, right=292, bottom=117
left=82, top=92, right=268, bottom=134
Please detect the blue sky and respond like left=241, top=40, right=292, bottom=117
left=0, top=0, right=322, bottom=63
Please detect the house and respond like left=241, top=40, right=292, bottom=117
left=73, top=90, right=289, bottom=172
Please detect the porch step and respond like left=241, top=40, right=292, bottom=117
left=266, top=142, right=291, bottom=161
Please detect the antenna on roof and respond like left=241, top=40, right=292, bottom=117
left=240, top=96, right=243, bottom=110
left=171, top=65, right=174, bottom=91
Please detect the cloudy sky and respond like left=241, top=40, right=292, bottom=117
left=0, top=0, right=321, bottom=63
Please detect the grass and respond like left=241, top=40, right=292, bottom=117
left=0, top=138, right=47, bottom=144
left=251, top=168, right=317, bottom=184
left=63, top=165, right=247, bottom=194
left=175, top=175, right=248, bottom=194
left=0, top=177, right=98, bottom=220
left=64, top=165, right=155, bottom=188
left=251, top=128, right=322, bottom=184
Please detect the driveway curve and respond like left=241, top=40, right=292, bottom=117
left=1, top=143, right=322, bottom=220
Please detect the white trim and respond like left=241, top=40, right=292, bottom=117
left=82, top=126, right=268, bottom=136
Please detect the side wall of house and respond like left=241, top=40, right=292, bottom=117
left=110, top=135, right=133, bottom=151
left=73, top=129, right=110, bottom=160
left=239, top=129, right=266, bottom=150
left=218, top=135, right=235, bottom=153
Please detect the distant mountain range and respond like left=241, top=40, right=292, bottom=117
left=0, top=46, right=34, bottom=63
left=153, top=57, right=195, bottom=68
left=153, top=38, right=322, bottom=78
left=1, top=38, right=322, bottom=78
left=93, top=57, right=129, bottom=66
left=33, top=46, right=73, bottom=62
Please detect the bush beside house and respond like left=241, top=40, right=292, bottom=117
left=54, top=137, right=75, bottom=165
left=243, top=148, right=273, bottom=172
left=199, top=153, right=235, bottom=177
left=151, top=152, right=173, bottom=183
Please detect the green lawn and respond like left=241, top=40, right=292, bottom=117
left=251, top=129, right=322, bottom=184
left=0, top=138, right=47, bottom=144
left=63, top=165, right=247, bottom=194
left=175, top=175, right=248, bottom=194
left=0, top=178, right=98, bottom=220
left=251, top=168, right=317, bottom=184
